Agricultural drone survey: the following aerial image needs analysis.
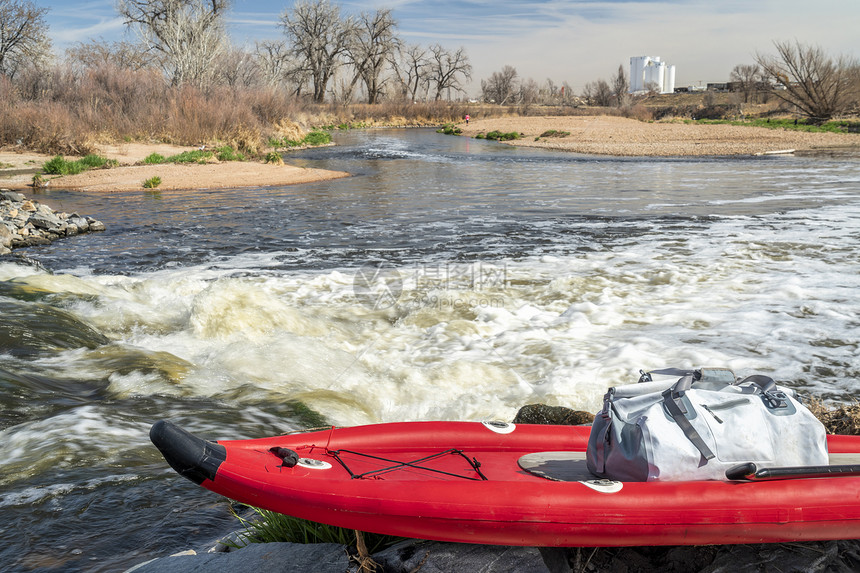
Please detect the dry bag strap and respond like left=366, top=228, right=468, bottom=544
left=592, top=389, right=614, bottom=474
left=662, top=375, right=715, bottom=461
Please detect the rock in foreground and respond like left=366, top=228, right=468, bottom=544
left=0, top=190, right=105, bottom=255
left=125, top=540, right=551, bottom=573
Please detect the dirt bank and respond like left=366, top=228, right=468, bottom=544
left=0, top=143, right=348, bottom=192
left=458, top=115, right=860, bottom=156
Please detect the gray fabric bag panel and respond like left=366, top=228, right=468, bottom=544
left=586, top=369, right=829, bottom=481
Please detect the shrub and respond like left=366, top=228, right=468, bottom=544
left=43, top=155, right=74, bottom=175
left=437, top=123, right=462, bottom=135
left=271, top=130, right=332, bottom=149
left=143, top=153, right=165, bottom=164
left=78, top=154, right=116, bottom=169
left=216, top=145, right=245, bottom=162
left=142, top=176, right=161, bottom=188
left=264, top=151, right=284, bottom=165
left=42, top=154, right=116, bottom=175
left=484, top=130, right=520, bottom=141
left=164, top=149, right=213, bottom=164
left=538, top=130, right=570, bottom=138
left=303, top=130, right=332, bottom=146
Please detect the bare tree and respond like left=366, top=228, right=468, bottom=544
left=611, top=64, right=629, bottom=107
left=254, top=39, right=310, bottom=98
left=215, top=45, right=259, bottom=88
left=481, top=65, right=518, bottom=104
left=427, top=44, right=471, bottom=101
left=0, top=0, right=52, bottom=79
left=756, top=40, right=859, bottom=121
left=519, top=77, right=539, bottom=106
left=280, top=0, right=356, bottom=103
left=729, top=63, right=762, bottom=103
left=65, top=39, right=156, bottom=72
left=583, top=79, right=612, bottom=106
left=391, top=42, right=428, bottom=101
left=346, top=8, right=398, bottom=104
left=541, top=78, right=558, bottom=105
left=116, top=0, right=231, bottom=87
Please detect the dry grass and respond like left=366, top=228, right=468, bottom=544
left=806, top=398, right=860, bottom=435
left=0, top=66, right=494, bottom=156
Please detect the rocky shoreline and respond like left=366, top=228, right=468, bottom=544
left=126, top=524, right=860, bottom=573
left=0, top=190, right=105, bottom=254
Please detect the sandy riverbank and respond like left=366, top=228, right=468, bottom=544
left=458, top=115, right=860, bottom=157
left=3, top=117, right=859, bottom=192
left=0, top=142, right=349, bottom=192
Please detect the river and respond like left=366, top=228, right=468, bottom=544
left=1, top=129, right=859, bottom=571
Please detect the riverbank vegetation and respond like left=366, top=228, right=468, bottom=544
left=0, top=1, right=857, bottom=160
left=142, top=146, right=247, bottom=165
left=687, top=117, right=860, bottom=133
left=231, top=507, right=402, bottom=552
left=42, top=154, right=117, bottom=175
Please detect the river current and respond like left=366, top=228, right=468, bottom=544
left=1, top=129, right=859, bottom=571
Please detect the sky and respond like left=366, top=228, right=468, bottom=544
left=43, top=0, right=860, bottom=94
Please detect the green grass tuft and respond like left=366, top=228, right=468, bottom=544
left=484, top=130, right=520, bottom=141
left=303, top=131, right=332, bottom=146
left=688, top=118, right=860, bottom=133
left=437, top=123, right=462, bottom=136
left=163, top=149, right=213, bottom=164
left=42, top=154, right=117, bottom=175
left=270, top=130, right=333, bottom=149
left=538, top=129, right=571, bottom=138
left=216, top=146, right=245, bottom=162
left=143, top=153, right=166, bottom=165
left=264, top=151, right=284, bottom=164
left=142, top=175, right=162, bottom=189
left=227, top=507, right=403, bottom=553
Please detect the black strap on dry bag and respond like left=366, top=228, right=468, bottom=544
left=662, top=375, right=716, bottom=461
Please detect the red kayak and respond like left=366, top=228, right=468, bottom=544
left=151, top=419, right=860, bottom=546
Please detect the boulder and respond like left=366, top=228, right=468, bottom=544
left=0, top=190, right=25, bottom=202
left=0, top=192, right=105, bottom=253
left=373, top=540, right=551, bottom=573
left=29, top=212, right=64, bottom=232
left=0, top=223, right=12, bottom=248
left=70, top=216, right=89, bottom=232
left=513, top=404, right=594, bottom=426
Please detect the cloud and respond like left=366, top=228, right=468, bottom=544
left=49, top=17, right=127, bottom=46
left=46, top=1, right=126, bottom=46
left=41, top=0, right=860, bottom=94
left=395, top=0, right=860, bottom=92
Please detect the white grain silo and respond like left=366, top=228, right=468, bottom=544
left=629, top=56, right=648, bottom=92
left=629, top=56, right=676, bottom=94
left=665, top=65, right=676, bottom=94
left=644, top=58, right=665, bottom=93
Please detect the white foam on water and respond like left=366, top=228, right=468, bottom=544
left=4, top=201, right=860, bottom=430
left=0, top=405, right=148, bottom=486
left=0, top=474, right=140, bottom=508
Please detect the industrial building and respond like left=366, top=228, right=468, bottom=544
left=629, top=56, right=675, bottom=94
